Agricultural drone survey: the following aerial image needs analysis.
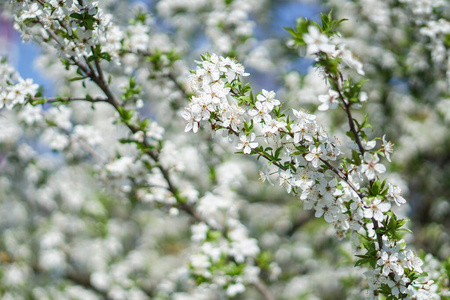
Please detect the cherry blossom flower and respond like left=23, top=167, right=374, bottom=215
left=387, top=276, right=409, bottom=297
left=305, top=145, right=325, bottom=168
left=278, top=170, right=293, bottom=193
left=303, top=25, right=336, bottom=56
left=378, top=250, right=404, bottom=277
left=382, top=135, right=394, bottom=162
left=248, top=101, right=269, bottom=123
left=315, top=199, right=340, bottom=223
left=359, top=153, right=386, bottom=180
left=258, top=165, right=274, bottom=186
left=236, top=133, right=258, bottom=154
left=261, top=114, right=287, bottom=135
left=20, top=3, right=42, bottom=20
left=291, top=121, right=314, bottom=143
left=363, top=197, right=391, bottom=222
left=387, top=184, right=407, bottom=206
left=402, top=250, right=424, bottom=273
left=257, top=89, right=280, bottom=111
left=318, top=89, right=340, bottom=111
left=181, top=110, right=201, bottom=133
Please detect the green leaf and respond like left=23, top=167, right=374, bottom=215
left=70, top=13, right=83, bottom=20
left=257, top=250, right=273, bottom=269
left=371, top=180, right=381, bottom=195
left=69, top=76, right=88, bottom=82
left=274, top=147, right=282, bottom=160
left=351, top=150, right=361, bottom=165
left=355, top=258, right=369, bottom=267
left=30, top=98, right=47, bottom=105
left=206, top=230, right=222, bottom=241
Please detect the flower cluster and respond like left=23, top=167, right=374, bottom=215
left=11, top=0, right=121, bottom=62
left=301, top=25, right=365, bottom=76
left=0, top=58, right=39, bottom=110
left=188, top=195, right=262, bottom=297
left=183, top=16, right=434, bottom=296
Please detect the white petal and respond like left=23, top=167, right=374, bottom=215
left=365, top=140, right=376, bottom=150
left=378, top=202, right=391, bottom=212
left=374, top=164, right=386, bottom=174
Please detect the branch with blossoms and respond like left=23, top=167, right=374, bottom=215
left=6, top=0, right=196, bottom=220
left=182, top=12, right=437, bottom=299
left=3, top=1, right=278, bottom=299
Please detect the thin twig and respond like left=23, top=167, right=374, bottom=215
left=331, top=74, right=365, bottom=154
left=27, top=96, right=108, bottom=104
left=329, top=74, right=385, bottom=249
left=320, top=158, right=364, bottom=199
left=253, top=280, right=275, bottom=300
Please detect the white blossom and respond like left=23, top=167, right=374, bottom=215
left=359, top=153, right=386, bottom=180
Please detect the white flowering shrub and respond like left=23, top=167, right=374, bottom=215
left=0, top=1, right=449, bottom=299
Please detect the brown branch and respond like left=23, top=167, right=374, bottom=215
left=167, top=73, right=190, bottom=99
left=120, top=49, right=189, bottom=98
left=371, top=217, right=384, bottom=249
left=320, top=159, right=364, bottom=200
left=27, top=96, right=108, bottom=104
left=88, top=57, right=275, bottom=300
left=253, top=280, right=275, bottom=300
left=330, top=75, right=365, bottom=155
left=70, top=135, right=107, bottom=163
left=33, top=21, right=202, bottom=226
left=28, top=263, right=108, bottom=299
left=26, top=9, right=275, bottom=300
left=328, top=75, right=385, bottom=250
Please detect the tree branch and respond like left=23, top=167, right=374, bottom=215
left=253, top=280, right=275, bottom=300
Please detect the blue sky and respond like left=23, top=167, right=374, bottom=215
left=1, top=1, right=321, bottom=97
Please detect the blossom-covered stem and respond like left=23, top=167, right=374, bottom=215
left=328, top=74, right=387, bottom=250
left=35, top=17, right=200, bottom=225
left=224, top=105, right=386, bottom=252
left=231, top=110, right=385, bottom=252
left=57, top=45, right=275, bottom=300
left=329, top=75, right=387, bottom=249
left=226, top=126, right=288, bottom=171
left=331, top=75, right=365, bottom=155
left=35, top=19, right=101, bottom=98
left=38, top=20, right=65, bottom=49
left=372, top=217, right=384, bottom=249
left=120, top=49, right=189, bottom=99
left=181, top=49, right=432, bottom=298
left=66, top=44, right=206, bottom=228
left=319, top=158, right=363, bottom=198
left=92, top=49, right=106, bottom=88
